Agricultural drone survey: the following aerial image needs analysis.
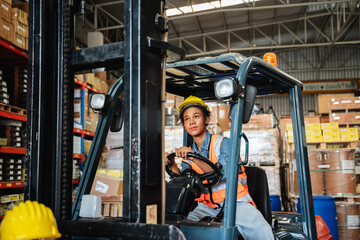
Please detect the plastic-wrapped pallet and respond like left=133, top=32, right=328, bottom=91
left=223, top=128, right=281, bottom=195
left=73, top=136, right=82, bottom=154
left=263, top=166, right=281, bottom=196
left=223, top=128, right=280, bottom=166
left=165, top=126, right=184, bottom=181
left=165, top=126, right=183, bottom=153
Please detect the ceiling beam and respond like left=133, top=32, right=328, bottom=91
left=184, top=40, right=360, bottom=58
left=170, top=12, right=331, bottom=41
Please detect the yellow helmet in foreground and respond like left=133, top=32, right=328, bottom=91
left=0, top=200, right=61, bottom=240
left=178, top=95, right=210, bottom=115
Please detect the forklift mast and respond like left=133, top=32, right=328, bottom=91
left=26, top=0, right=184, bottom=238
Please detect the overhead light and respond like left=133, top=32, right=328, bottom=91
left=166, top=0, right=261, bottom=17
left=178, top=6, right=192, bottom=14
left=166, top=8, right=182, bottom=17
left=191, top=3, right=215, bottom=12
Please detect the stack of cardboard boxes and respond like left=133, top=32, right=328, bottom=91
left=286, top=123, right=359, bottom=143
left=2, top=66, right=27, bottom=109
left=222, top=114, right=281, bottom=196
left=0, top=119, right=25, bottom=148
left=0, top=69, right=9, bottom=105
left=0, top=0, right=28, bottom=50
left=0, top=153, right=23, bottom=181
left=85, top=72, right=109, bottom=93
left=0, top=192, right=24, bottom=217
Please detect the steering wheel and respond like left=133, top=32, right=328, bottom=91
left=165, top=152, right=222, bottom=187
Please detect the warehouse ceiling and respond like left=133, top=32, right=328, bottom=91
left=82, top=0, right=360, bottom=59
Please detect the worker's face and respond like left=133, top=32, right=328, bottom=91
left=183, top=106, right=209, bottom=137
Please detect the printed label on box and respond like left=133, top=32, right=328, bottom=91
left=146, top=204, right=157, bottom=224
left=342, top=160, right=355, bottom=170
left=95, top=181, right=109, bottom=193
left=219, top=109, right=225, bottom=118
left=347, top=215, right=360, bottom=226
left=1, top=4, right=8, bottom=11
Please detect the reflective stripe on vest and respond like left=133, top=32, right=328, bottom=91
left=186, top=135, right=255, bottom=209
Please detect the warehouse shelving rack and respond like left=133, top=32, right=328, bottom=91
left=0, top=37, right=28, bottom=218
left=73, top=77, right=98, bottom=172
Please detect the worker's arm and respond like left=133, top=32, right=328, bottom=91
left=175, top=147, right=213, bottom=173
left=217, top=138, right=230, bottom=180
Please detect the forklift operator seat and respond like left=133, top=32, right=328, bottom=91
left=244, top=166, right=272, bottom=225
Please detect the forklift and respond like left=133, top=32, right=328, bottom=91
left=25, top=0, right=317, bottom=239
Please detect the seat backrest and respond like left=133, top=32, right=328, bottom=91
left=244, top=166, right=272, bottom=225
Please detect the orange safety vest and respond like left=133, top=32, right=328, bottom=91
left=183, top=135, right=256, bottom=209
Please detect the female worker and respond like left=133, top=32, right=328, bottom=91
left=165, top=96, right=273, bottom=240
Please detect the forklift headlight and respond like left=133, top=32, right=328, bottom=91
left=214, top=78, right=238, bottom=99
left=90, top=93, right=108, bottom=114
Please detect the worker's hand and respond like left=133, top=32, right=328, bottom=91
left=164, top=151, right=175, bottom=166
left=175, top=147, right=194, bottom=161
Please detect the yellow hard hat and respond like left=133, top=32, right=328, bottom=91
left=178, top=95, right=209, bottom=115
left=0, top=200, right=61, bottom=240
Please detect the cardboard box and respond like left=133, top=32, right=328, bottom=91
left=75, top=74, right=84, bottom=82
left=175, top=95, right=184, bottom=112
left=340, top=134, right=358, bottom=141
left=100, top=80, right=108, bottom=93
left=0, top=18, right=13, bottom=42
left=243, top=114, right=274, bottom=129
left=305, top=129, right=322, bottom=136
left=305, top=123, right=321, bottom=130
left=330, top=113, right=360, bottom=124
left=321, top=122, right=339, bottom=130
left=207, top=102, right=218, bottom=124
left=317, top=93, right=354, bottom=114
left=90, top=174, right=123, bottom=196
left=165, top=93, right=175, bottom=108
left=12, top=8, right=28, bottom=25
left=165, top=93, right=183, bottom=113
left=12, top=3, right=28, bottom=15
left=329, top=97, right=360, bottom=110
left=306, top=135, right=322, bottom=143
left=95, top=71, right=106, bottom=82
left=13, top=32, right=26, bottom=49
left=1, top=1, right=11, bottom=23
left=12, top=20, right=27, bottom=37
left=322, top=135, right=340, bottom=142
left=85, top=73, right=95, bottom=86
left=84, top=139, right=92, bottom=155
left=320, top=115, right=329, bottom=123
left=322, top=129, right=340, bottom=136
left=217, top=103, right=230, bottom=131
left=280, top=115, right=320, bottom=139
left=340, top=128, right=358, bottom=135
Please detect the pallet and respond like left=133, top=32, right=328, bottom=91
left=333, top=196, right=360, bottom=203
left=288, top=193, right=360, bottom=201
left=101, top=195, right=123, bottom=217
left=0, top=103, right=26, bottom=116
left=248, top=161, right=281, bottom=168
left=330, top=108, right=360, bottom=114
left=289, top=141, right=357, bottom=150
